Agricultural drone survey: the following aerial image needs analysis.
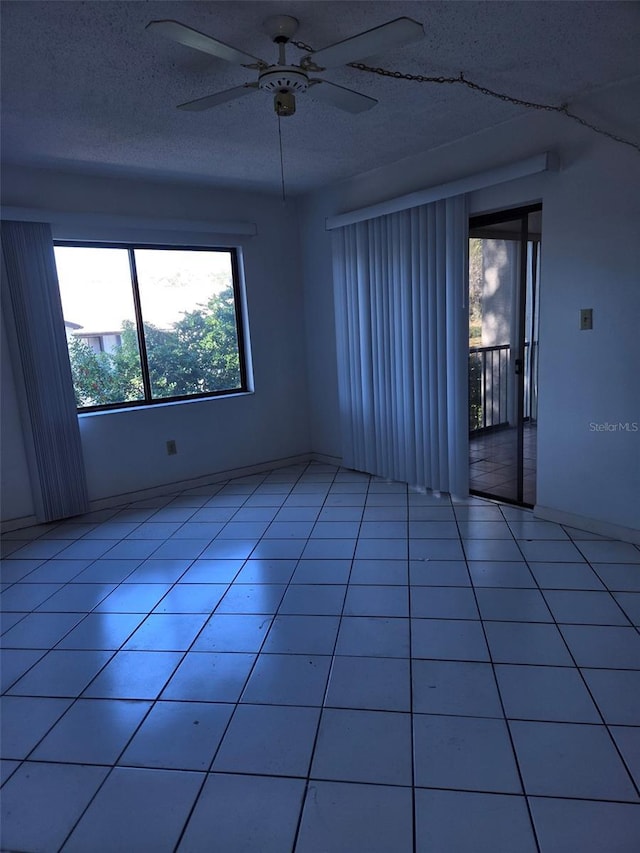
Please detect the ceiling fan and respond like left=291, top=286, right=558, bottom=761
left=146, top=14, right=424, bottom=117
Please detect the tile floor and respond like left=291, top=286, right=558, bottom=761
left=470, top=423, right=537, bottom=505
left=1, top=461, right=639, bottom=852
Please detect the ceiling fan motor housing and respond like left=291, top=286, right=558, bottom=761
left=258, top=66, right=309, bottom=94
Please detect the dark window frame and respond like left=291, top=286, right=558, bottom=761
left=54, top=241, right=249, bottom=413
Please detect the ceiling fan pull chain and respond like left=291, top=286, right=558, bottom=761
left=291, top=39, right=316, bottom=53
left=347, top=60, right=639, bottom=152
left=277, top=114, right=286, bottom=202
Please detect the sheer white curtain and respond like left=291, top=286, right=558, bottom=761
left=1, top=220, right=89, bottom=522
left=332, top=195, right=469, bottom=495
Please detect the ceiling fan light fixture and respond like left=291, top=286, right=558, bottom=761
left=274, top=91, right=296, bottom=117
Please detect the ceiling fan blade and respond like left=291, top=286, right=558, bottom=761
left=147, top=20, right=266, bottom=67
left=177, top=83, right=259, bottom=111
left=308, top=80, right=377, bottom=113
left=308, top=17, right=424, bottom=68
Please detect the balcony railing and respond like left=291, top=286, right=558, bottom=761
left=469, top=342, right=537, bottom=433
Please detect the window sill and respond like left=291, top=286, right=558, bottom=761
left=77, top=389, right=255, bottom=418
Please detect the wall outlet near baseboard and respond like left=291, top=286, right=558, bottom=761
left=166, top=440, right=177, bottom=456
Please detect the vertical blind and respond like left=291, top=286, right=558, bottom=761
left=1, top=220, right=89, bottom=522
left=332, top=195, right=469, bottom=495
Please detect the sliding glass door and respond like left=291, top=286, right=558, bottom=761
left=468, top=205, right=541, bottom=506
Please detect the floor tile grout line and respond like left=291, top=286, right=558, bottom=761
left=10, top=753, right=640, bottom=805
left=7, top=698, right=637, bottom=726
left=4, top=648, right=640, bottom=674
left=406, top=484, right=418, bottom=853
left=5, top=580, right=640, bottom=597
left=582, top=560, right=640, bottom=639
left=5, top=542, right=640, bottom=565
left=4, top=573, right=639, bottom=598
left=10, top=609, right=634, bottom=629
left=288, top=462, right=359, bottom=853
left=461, top=502, right=543, bottom=853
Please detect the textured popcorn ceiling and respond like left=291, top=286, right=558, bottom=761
left=1, top=1, right=639, bottom=193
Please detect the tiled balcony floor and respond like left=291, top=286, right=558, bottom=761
left=1, top=461, right=639, bottom=852
left=470, top=423, right=537, bottom=506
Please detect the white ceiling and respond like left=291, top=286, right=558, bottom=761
left=1, top=1, right=639, bottom=194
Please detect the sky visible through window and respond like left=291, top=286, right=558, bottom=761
left=54, top=246, right=233, bottom=335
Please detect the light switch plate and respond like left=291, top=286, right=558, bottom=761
left=580, top=308, right=593, bottom=330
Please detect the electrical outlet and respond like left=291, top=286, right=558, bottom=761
left=580, top=308, right=593, bottom=330
left=166, top=440, right=177, bottom=456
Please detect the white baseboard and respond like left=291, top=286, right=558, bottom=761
left=1, top=513, right=38, bottom=534
left=85, top=453, right=317, bottom=515
left=1, top=453, right=316, bottom=533
left=310, top=452, right=343, bottom=467
left=534, top=505, right=640, bottom=545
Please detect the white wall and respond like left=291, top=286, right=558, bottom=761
left=299, top=109, right=640, bottom=533
left=1, top=166, right=310, bottom=520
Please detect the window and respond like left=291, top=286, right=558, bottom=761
left=54, top=243, right=248, bottom=411
left=81, top=335, right=105, bottom=354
